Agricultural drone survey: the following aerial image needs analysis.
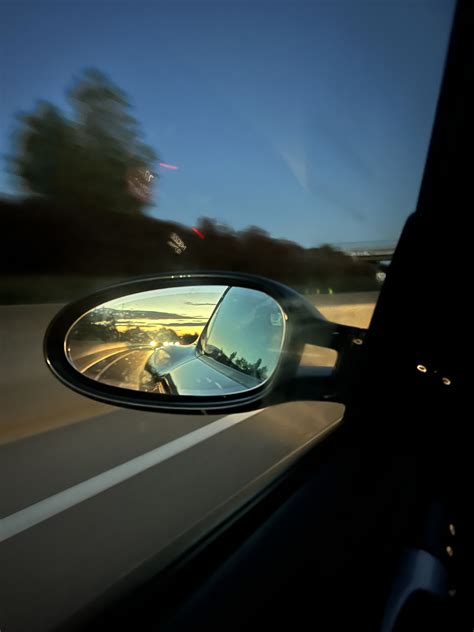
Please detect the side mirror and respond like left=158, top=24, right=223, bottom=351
left=44, top=272, right=365, bottom=414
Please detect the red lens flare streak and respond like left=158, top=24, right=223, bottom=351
left=192, top=227, right=205, bottom=239
left=159, top=162, right=179, bottom=170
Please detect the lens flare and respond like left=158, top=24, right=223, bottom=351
left=192, top=227, right=205, bottom=239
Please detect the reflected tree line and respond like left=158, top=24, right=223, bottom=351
left=3, top=69, right=379, bottom=299
left=69, top=310, right=199, bottom=347
left=203, top=344, right=268, bottom=381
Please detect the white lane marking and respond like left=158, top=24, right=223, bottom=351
left=95, top=349, right=142, bottom=380
left=0, top=409, right=264, bottom=543
left=78, top=348, right=133, bottom=374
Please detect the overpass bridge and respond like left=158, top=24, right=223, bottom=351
left=331, top=241, right=396, bottom=263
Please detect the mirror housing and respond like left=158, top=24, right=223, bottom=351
left=44, top=272, right=364, bottom=414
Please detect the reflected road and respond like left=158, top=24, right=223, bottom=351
left=81, top=347, right=154, bottom=388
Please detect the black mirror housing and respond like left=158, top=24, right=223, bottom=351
left=44, top=272, right=360, bottom=414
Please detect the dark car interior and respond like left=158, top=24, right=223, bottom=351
left=53, top=1, right=471, bottom=631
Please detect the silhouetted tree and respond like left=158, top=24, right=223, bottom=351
left=69, top=311, right=120, bottom=341
left=154, top=327, right=180, bottom=344
left=180, top=333, right=199, bottom=345
left=121, top=327, right=151, bottom=344
left=10, top=69, right=157, bottom=215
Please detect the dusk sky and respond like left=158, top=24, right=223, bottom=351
left=1, top=0, right=455, bottom=247
left=96, top=286, right=227, bottom=335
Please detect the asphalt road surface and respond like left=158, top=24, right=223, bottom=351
left=82, top=347, right=154, bottom=388
left=0, top=293, right=376, bottom=632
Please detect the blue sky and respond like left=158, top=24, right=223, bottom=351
left=0, top=0, right=455, bottom=247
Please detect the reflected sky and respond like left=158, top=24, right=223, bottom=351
left=1, top=1, right=455, bottom=246
left=93, top=285, right=227, bottom=335
left=202, top=287, right=285, bottom=377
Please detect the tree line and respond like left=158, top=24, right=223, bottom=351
left=3, top=69, right=379, bottom=295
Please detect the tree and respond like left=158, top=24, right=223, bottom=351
left=11, top=103, right=76, bottom=202
left=180, top=333, right=199, bottom=345
left=121, top=327, right=151, bottom=344
left=10, top=69, right=158, bottom=215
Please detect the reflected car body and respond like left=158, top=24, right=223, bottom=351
left=144, top=343, right=261, bottom=395
left=144, top=286, right=286, bottom=396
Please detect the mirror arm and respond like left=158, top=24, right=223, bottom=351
left=276, top=366, right=337, bottom=403
left=332, top=324, right=367, bottom=404
left=260, top=366, right=335, bottom=405
left=287, top=320, right=367, bottom=404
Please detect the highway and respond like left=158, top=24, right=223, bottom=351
left=0, top=293, right=376, bottom=632
left=81, top=347, right=154, bottom=388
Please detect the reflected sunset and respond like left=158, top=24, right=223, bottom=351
left=67, top=286, right=228, bottom=362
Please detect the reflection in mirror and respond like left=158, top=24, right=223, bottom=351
left=66, top=285, right=286, bottom=396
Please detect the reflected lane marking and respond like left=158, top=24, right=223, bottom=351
left=95, top=349, right=143, bottom=380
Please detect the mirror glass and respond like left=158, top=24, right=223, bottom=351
left=66, top=285, right=286, bottom=396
